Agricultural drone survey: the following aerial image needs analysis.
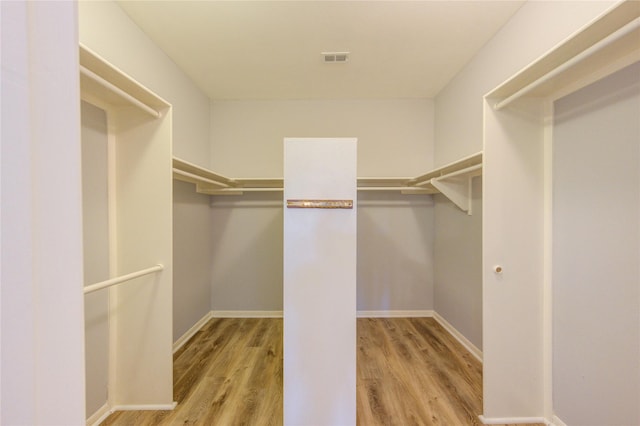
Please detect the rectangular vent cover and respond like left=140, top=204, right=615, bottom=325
left=322, top=52, right=349, bottom=63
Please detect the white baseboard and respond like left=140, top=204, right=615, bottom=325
left=212, top=310, right=283, bottom=318
left=86, top=403, right=112, bottom=426
left=479, top=415, right=551, bottom=425
left=111, top=402, right=177, bottom=411
left=173, top=311, right=214, bottom=353
left=214, top=310, right=438, bottom=318
left=356, top=310, right=434, bottom=318
left=433, top=311, right=483, bottom=363
left=551, top=414, right=568, bottom=426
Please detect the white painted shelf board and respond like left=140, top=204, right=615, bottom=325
left=80, top=44, right=169, bottom=114
left=172, top=157, right=237, bottom=191
left=236, top=177, right=284, bottom=188
left=487, top=1, right=640, bottom=106
left=407, top=151, right=483, bottom=186
left=173, top=154, right=482, bottom=212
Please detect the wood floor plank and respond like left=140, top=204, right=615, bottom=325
left=100, top=317, right=543, bottom=426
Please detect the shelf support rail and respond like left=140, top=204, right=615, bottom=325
left=494, top=16, right=640, bottom=111
left=80, top=65, right=161, bottom=119
left=84, top=264, right=164, bottom=295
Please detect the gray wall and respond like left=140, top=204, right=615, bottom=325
left=552, top=62, right=640, bottom=426
left=210, top=191, right=435, bottom=313
left=81, top=101, right=110, bottom=416
left=210, top=193, right=284, bottom=312
left=433, top=177, right=482, bottom=347
left=357, top=192, right=434, bottom=312
left=173, top=180, right=213, bottom=338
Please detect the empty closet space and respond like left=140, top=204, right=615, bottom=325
left=75, top=1, right=639, bottom=425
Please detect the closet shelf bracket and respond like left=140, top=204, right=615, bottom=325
left=430, top=164, right=482, bottom=215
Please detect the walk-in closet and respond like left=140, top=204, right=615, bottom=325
left=1, top=1, right=638, bottom=425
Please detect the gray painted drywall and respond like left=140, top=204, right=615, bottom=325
left=552, top=62, right=640, bottom=426
left=173, top=180, right=214, bottom=339
left=209, top=191, right=435, bottom=313
left=433, top=177, right=482, bottom=349
left=81, top=101, right=110, bottom=416
left=357, top=192, right=434, bottom=311
left=210, top=193, right=284, bottom=311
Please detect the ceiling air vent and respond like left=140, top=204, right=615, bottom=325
left=322, top=52, right=349, bottom=63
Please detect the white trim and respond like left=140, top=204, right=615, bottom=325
left=111, top=402, right=177, bottom=411
left=479, top=415, right=551, bottom=425
left=209, top=310, right=447, bottom=319
left=542, top=99, right=554, bottom=421
left=356, top=310, right=434, bottom=318
left=551, top=414, right=568, bottom=426
left=86, top=403, right=112, bottom=426
left=173, top=311, right=214, bottom=354
left=211, top=310, right=284, bottom=318
left=433, top=311, right=483, bottom=363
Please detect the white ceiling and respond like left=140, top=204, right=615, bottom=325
left=117, top=1, right=525, bottom=100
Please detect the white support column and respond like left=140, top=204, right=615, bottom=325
left=482, top=98, right=545, bottom=420
left=283, top=138, right=357, bottom=426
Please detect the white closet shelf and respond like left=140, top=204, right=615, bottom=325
left=80, top=44, right=170, bottom=117
left=173, top=152, right=483, bottom=213
left=488, top=2, right=640, bottom=109
left=406, top=151, right=483, bottom=186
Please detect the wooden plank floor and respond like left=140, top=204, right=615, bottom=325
left=101, top=317, right=542, bottom=426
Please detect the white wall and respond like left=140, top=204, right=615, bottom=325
left=283, top=138, right=357, bottom=425
left=81, top=101, right=110, bottom=416
left=1, top=2, right=86, bottom=423
left=552, top=61, right=639, bottom=426
left=211, top=99, right=433, bottom=177
left=79, top=1, right=213, bottom=350
left=210, top=99, right=435, bottom=313
left=433, top=0, right=616, bottom=350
